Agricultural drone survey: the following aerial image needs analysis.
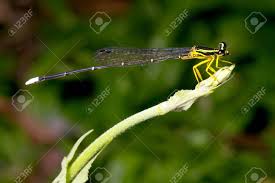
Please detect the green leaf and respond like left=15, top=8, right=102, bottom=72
left=72, top=147, right=105, bottom=183
left=52, top=129, right=94, bottom=183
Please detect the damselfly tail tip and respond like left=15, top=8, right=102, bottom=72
left=25, top=77, right=39, bottom=85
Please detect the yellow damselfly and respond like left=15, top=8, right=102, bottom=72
left=25, top=42, right=232, bottom=85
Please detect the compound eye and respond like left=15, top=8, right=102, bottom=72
left=219, top=42, right=227, bottom=51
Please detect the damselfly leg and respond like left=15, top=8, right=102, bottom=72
left=193, top=58, right=211, bottom=82
left=192, top=56, right=217, bottom=83
left=215, top=57, right=233, bottom=68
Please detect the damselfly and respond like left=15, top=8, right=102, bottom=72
left=25, top=42, right=232, bottom=85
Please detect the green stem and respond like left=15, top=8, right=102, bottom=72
left=66, top=65, right=235, bottom=181
left=68, top=101, right=173, bottom=179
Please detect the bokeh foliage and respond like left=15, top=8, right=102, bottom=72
left=0, top=0, right=274, bottom=182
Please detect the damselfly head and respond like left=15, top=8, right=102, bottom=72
left=218, top=42, right=229, bottom=56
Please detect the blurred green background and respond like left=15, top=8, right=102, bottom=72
left=0, top=0, right=274, bottom=182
